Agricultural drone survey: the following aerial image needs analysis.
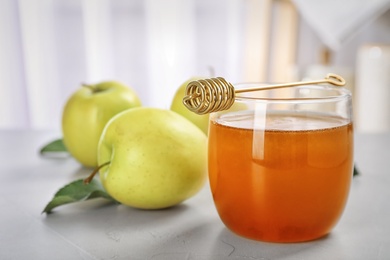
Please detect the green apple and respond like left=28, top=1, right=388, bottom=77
left=170, top=77, right=209, bottom=135
left=97, top=107, right=207, bottom=209
left=62, top=81, right=142, bottom=168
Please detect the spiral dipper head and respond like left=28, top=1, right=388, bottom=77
left=182, top=77, right=236, bottom=115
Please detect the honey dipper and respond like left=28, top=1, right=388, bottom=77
left=182, top=73, right=346, bottom=115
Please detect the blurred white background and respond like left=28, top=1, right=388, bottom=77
left=1, top=0, right=390, bottom=132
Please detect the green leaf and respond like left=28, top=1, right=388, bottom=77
left=40, top=138, right=68, bottom=155
left=353, top=165, right=360, bottom=177
left=43, top=178, right=117, bottom=214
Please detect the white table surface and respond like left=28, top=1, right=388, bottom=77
left=0, top=130, right=389, bottom=260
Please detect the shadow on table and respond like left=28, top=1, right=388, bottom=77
left=41, top=200, right=206, bottom=259
left=210, top=228, right=336, bottom=260
left=41, top=197, right=191, bottom=231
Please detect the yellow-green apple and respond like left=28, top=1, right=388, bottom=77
left=170, top=77, right=209, bottom=135
left=62, top=81, right=141, bottom=168
left=97, top=107, right=207, bottom=209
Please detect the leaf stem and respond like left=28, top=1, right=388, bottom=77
left=83, top=161, right=111, bottom=185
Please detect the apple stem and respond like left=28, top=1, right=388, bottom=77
left=83, top=161, right=111, bottom=185
left=81, top=83, right=95, bottom=92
